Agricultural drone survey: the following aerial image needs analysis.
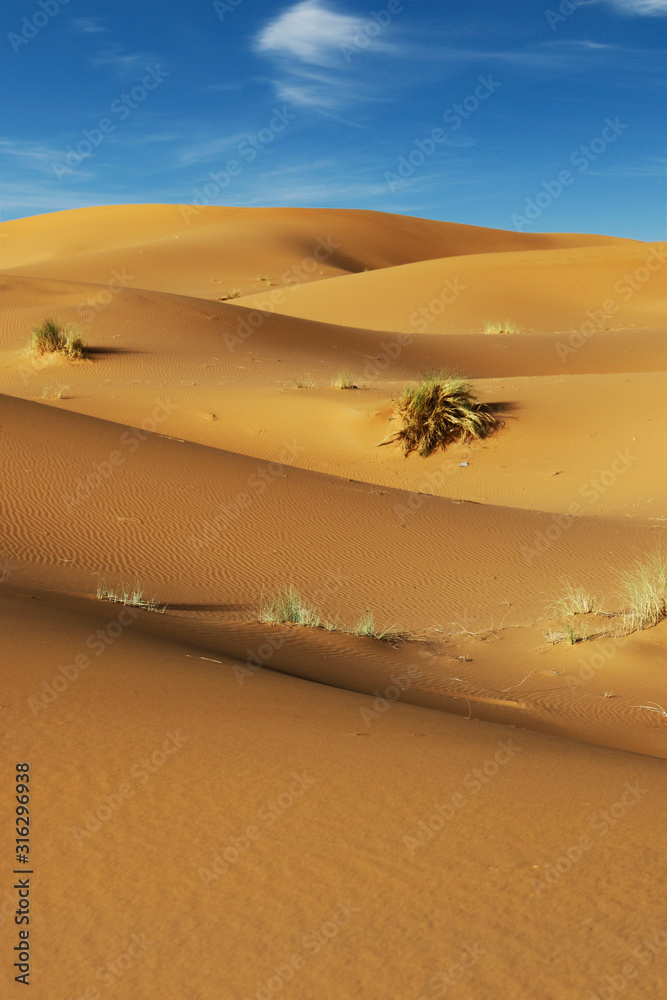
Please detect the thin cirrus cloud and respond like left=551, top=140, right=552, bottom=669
left=89, top=45, right=162, bottom=77
left=71, top=17, right=108, bottom=34
left=603, top=0, right=667, bottom=11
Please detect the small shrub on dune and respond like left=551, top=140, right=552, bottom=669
left=380, top=373, right=500, bottom=457
left=31, top=319, right=86, bottom=360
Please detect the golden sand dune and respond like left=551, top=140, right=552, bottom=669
left=0, top=203, right=637, bottom=301
left=0, top=205, right=665, bottom=1000
left=235, top=240, right=667, bottom=336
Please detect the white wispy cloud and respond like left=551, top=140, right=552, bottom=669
left=253, top=0, right=403, bottom=109
left=254, top=0, right=396, bottom=66
left=605, top=0, right=667, bottom=13
left=71, top=17, right=108, bottom=34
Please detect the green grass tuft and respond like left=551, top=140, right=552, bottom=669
left=379, top=373, right=500, bottom=458
left=293, top=376, right=316, bottom=389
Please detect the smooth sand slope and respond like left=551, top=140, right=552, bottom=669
left=235, top=240, right=667, bottom=335
left=0, top=205, right=665, bottom=999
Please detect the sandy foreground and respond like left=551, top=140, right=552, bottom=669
left=0, top=205, right=665, bottom=999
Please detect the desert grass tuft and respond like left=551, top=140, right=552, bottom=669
left=549, top=583, right=602, bottom=618
left=379, top=373, right=500, bottom=457
left=483, top=319, right=520, bottom=335
left=218, top=289, right=242, bottom=300
left=31, top=318, right=86, bottom=360
left=353, top=610, right=404, bottom=644
left=620, top=553, right=667, bottom=632
left=96, top=576, right=167, bottom=612
left=259, top=585, right=321, bottom=628
left=331, top=369, right=355, bottom=389
left=293, top=376, right=316, bottom=389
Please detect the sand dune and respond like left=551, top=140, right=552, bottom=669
left=0, top=203, right=637, bottom=301
left=235, top=240, right=667, bottom=335
left=1, top=205, right=665, bottom=999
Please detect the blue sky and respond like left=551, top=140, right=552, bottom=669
left=1, top=0, right=666, bottom=238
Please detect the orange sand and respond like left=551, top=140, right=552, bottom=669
left=0, top=205, right=665, bottom=999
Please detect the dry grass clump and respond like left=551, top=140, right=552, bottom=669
left=380, top=373, right=500, bottom=458
left=549, top=583, right=602, bottom=619
left=353, top=610, right=405, bottom=644
left=483, top=319, right=520, bottom=335
left=543, top=554, right=667, bottom=645
left=218, top=289, right=243, bottom=300
left=257, top=587, right=406, bottom=643
left=96, top=577, right=167, bottom=613
left=31, top=319, right=86, bottom=359
left=620, top=554, right=667, bottom=632
left=259, top=585, right=322, bottom=628
left=332, top=369, right=355, bottom=389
